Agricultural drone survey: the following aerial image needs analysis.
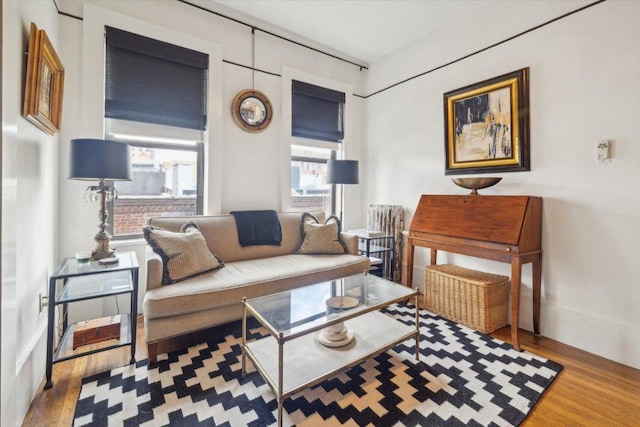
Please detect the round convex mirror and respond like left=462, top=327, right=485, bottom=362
left=232, top=89, right=273, bottom=132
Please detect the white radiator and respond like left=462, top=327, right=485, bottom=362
left=367, top=205, right=404, bottom=283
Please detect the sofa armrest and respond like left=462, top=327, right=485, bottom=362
left=146, top=247, right=163, bottom=291
left=340, top=232, right=360, bottom=255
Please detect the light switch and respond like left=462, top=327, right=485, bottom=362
left=597, top=140, right=611, bottom=163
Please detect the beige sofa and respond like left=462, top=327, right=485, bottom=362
left=144, top=211, right=370, bottom=363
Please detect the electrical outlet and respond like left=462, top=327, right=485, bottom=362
left=597, top=140, right=611, bottom=163
left=39, top=293, right=49, bottom=313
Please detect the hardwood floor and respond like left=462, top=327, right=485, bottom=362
left=23, top=313, right=640, bottom=426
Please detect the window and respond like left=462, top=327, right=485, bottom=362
left=290, top=80, right=345, bottom=217
left=291, top=145, right=336, bottom=215
left=104, top=26, right=208, bottom=238
left=107, top=122, right=204, bottom=237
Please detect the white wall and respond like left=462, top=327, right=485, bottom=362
left=2, top=1, right=60, bottom=425
left=365, top=0, right=640, bottom=369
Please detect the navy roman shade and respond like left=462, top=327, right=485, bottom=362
left=292, top=80, right=345, bottom=143
left=105, top=26, right=208, bottom=130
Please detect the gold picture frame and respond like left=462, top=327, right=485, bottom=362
left=23, top=23, right=65, bottom=135
left=444, top=68, right=530, bottom=175
left=231, top=89, right=273, bottom=133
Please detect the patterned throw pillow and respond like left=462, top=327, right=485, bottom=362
left=143, top=221, right=224, bottom=285
left=297, top=212, right=347, bottom=255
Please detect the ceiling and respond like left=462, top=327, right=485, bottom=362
left=56, top=0, right=594, bottom=64
left=212, top=0, right=494, bottom=63
left=210, top=0, right=593, bottom=63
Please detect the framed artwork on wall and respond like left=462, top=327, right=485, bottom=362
left=23, top=22, right=65, bottom=135
left=443, top=67, right=529, bottom=175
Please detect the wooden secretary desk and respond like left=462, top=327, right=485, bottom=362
left=406, top=194, right=542, bottom=351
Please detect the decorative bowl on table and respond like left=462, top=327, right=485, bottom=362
left=75, top=251, right=92, bottom=263
left=451, top=177, right=502, bottom=195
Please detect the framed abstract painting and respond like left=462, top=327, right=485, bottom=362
left=443, top=68, right=529, bottom=175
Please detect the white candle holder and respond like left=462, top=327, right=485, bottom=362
left=316, top=295, right=358, bottom=347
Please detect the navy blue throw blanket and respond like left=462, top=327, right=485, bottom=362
left=230, top=210, right=282, bottom=247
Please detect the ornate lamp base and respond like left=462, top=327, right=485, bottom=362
left=88, top=180, right=118, bottom=260
left=92, top=246, right=116, bottom=260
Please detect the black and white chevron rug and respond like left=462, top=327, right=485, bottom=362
left=73, top=304, right=562, bottom=426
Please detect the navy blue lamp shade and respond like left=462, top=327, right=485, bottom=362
left=327, top=160, right=359, bottom=185
left=69, top=139, right=132, bottom=181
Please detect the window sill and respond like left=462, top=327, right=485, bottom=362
left=111, top=238, right=146, bottom=249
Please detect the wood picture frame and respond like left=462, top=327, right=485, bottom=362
left=23, top=23, right=65, bottom=135
left=444, top=68, right=529, bottom=175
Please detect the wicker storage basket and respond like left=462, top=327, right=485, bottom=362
left=424, top=264, right=509, bottom=333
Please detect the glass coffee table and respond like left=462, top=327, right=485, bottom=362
left=241, top=272, right=420, bottom=427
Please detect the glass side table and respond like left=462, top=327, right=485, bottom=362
left=44, top=251, right=139, bottom=389
left=357, top=235, right=395, bottom=280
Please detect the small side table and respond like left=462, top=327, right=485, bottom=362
left=44, top=251, right=139, bottom=389
left=357, top=235, right=395, bottom=280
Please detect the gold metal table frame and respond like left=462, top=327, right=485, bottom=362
left=241, top=273, right=420, bottom=426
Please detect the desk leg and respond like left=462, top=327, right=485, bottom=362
left=414, top=293, right=420, bottom=362
left=510, top=259, right=523, bottom=351
left=406, top=242, right=414, bottom=287
left=532, top=256, right=542, bottom=336
left=430, top=249, right=438, bottom=266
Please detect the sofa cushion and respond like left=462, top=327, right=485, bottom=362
left=297, top=212, right=346, bottom=254
left=143, top=253, right=369, bottom=320
left=143, top=221, right=224, bottom=285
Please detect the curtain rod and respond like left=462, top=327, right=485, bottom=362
left=223, top=59, right=281, bottom=77
left=363, top=0, right=606, bottom=99
left=220, top=60, right=368, bottom=98
left=177, top=0, right=368, bottom=70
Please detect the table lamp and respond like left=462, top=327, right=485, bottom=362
left=326, top=159, right=359, bottom=222
left=69, top=139, right=132, bottom=260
